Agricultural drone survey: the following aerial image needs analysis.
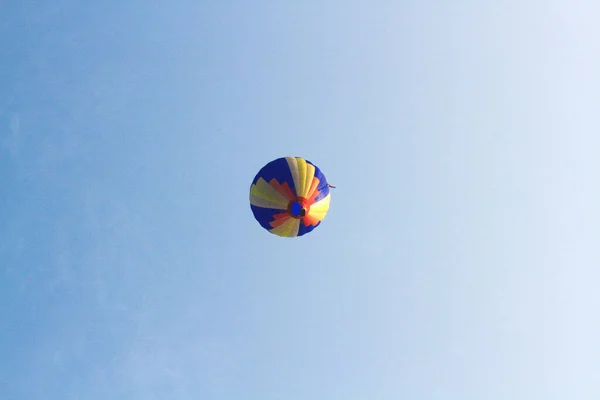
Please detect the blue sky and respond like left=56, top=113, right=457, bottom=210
left=1, top=1, right=599, bottom=399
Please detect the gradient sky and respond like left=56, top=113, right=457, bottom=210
left=1, top=1, right=599, bottom=399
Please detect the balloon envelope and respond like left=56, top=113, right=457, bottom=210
left=249, top=156, right=332, bottom=237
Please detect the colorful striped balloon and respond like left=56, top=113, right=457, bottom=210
left=249, top=156, right=332, bottom=237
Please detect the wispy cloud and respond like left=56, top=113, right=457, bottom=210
left=2, top=114, right=23, bottom=161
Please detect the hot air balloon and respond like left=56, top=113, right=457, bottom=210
left=249, top=156, right=333, bottom=237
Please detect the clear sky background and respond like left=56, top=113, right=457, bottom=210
left=1, top=1, right=599, bottom=399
